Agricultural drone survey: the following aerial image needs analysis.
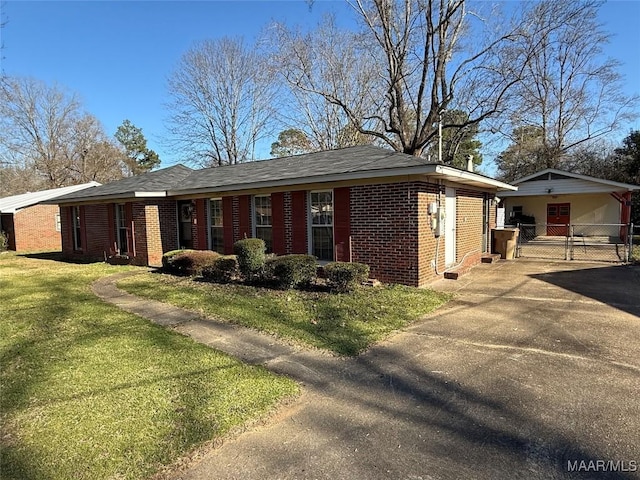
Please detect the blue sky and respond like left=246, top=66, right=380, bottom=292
left=2, top=1, right=639, bottom=172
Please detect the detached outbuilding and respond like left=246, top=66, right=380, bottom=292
left=51, top=146, right=516, bottom=287
left=0, top=182, right=100, bottom=252
left=500, top=169, right=638, bottom=235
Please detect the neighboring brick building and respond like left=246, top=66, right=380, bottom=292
left=0, top=182, right=100, bottom=252
left=51, top=146, right=516, bottom=286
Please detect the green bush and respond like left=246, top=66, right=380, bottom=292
left=324, top=262, right=370, bottom=293
left=202, top=255, right=239, bottom=283
left=0, top=231, right=8, bottom=252
left=233, top=238, right=266, bottom=280
left=166, top=250, right=220, bottom=276
left=265, top=254, right=317, bottom=290
left=161, top=249, right=189, bottom=273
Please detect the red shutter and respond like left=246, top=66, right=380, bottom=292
left=125, top=202, right=135, bottom=256
left=291, top=190, right=307, bottom=253
left=107, top=204, right=116, bottom=254
left=66, top=206, right=74, bottom=253
left=271, top=192, right=285, bottom=255
left=79, top=205, right=88, bottom=253
left=222, top=197, right=234, bottom=254
left=238, top=195, right=251, bottom=239
left=195, top=198, right=207, bottom=250
left=334, top=187, right=351, bottom=262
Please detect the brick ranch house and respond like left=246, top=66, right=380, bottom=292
left=50, top=146, right=517, bottom=287
left=0, top=182, right=99, bottom=252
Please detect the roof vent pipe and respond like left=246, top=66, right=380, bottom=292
left=466, top=155, right=474, bottom=172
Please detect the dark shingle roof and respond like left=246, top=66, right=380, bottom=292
left=52, top=164, right=194, bottom=202
left=51, top=145, right=515, bottom=203
left=177, top=146, right=425, bottom=191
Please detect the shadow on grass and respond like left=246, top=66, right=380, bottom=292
left=1, top=262, right=294, bottom=480
left=20, top=251, right=101, bottom=264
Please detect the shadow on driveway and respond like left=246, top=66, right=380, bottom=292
left=529, top=264, right=640, bottom=317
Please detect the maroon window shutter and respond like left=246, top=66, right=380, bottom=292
left=66, top=206, right=74, bottom=252
left=271, top=192, right=285, bottom=255
left=238, top=195, right=251, bottom=239
left=222, top=197, right=234, bottom=254
left=79, top=206, right=88, bottom=253
left=107, top=205, right=116, bottom=253
left=333, top=187, right=351, bottom=262
left=195, top=198, right=207, bottom=250
left=291, top=190, right=307, bottom=254
left=125, top=202, right=135, bottom=256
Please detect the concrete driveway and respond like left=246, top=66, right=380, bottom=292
left=141, top=260, right=640, bottom=480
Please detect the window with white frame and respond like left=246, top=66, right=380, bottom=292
left=55, top=213, right=61, bottom=232
left=253, top=195, right=272, bottom=253
left=209, top=198, right=224, bottom=253
left=115, top=204, right=129, bottom=254
left=310, top=191, right=333, bottom=261
left=72, top=206, right=82, bottom=250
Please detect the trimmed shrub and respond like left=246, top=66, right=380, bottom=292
left=161, top=249, right=189, bottom=273
left=265, top=254, right=317, bottom=290
left=167, top=250, right=220, bottom=276
left=202, top=255, right=239, bottom=284
left=324, top=262, right=370, bottom=293
left=233, top=238, right=266, bottom=280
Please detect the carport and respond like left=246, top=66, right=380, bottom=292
left=499, top=169, right=639, bottom=262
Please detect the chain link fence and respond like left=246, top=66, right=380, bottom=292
left=516, top=223, right=633, bottom=263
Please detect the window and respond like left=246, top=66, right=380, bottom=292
left=253, top=195, right=272, bottom=253
left=55, top=213, right=61, bottom=232
left=310, top=191, right=333, bottom=261
left=115, top=204, right=129, bottom=254
left=209, top=198, right=224, bottom=253
left=72, top=206, right=82, bottom=250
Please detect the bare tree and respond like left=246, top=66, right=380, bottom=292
left=270, top=15, right=381, bottom=151
left=495, top=0, right=639, bottom=169
left=0, top=76, right=125, bottom=192
left=166, top=37, right=279, bottom=167
left=273, top=0, right=532, bottom=158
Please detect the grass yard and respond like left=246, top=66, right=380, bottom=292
left=118, top=273, right=451, bottom=356
left=0, top=253, right=298, bottom=480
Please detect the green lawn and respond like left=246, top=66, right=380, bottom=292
left=0, top=253, right=298, bottom=480
left=118, top=273, right=451, bottom=356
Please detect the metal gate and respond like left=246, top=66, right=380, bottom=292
left=516, top=223, right=634, bottom=263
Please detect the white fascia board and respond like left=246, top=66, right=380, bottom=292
left=167, top=165, right=516, bottom=196
left=134, top=191, right=167, bottom=197
left=513, top=168, right=639, bottom=190
left=432, top=165, right=518, bottom=191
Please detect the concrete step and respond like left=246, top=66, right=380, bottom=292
left=481, top=253, right=502, bottom=263
left=443, top=263, right=475, bottom=280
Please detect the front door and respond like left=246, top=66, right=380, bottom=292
left=546, top=203, right=570, bottom=236
left=178, top=201, right=193, bottom=249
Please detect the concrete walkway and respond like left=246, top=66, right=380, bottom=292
left=93, top=262, right=640, bottom=480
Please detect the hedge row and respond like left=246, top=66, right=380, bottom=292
left=161, top=240, right=370, bottom=292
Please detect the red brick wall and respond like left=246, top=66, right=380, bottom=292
left=60, top=200, right=178, bottom=264
left=417, top=189, right=447, bottom=286
left=351, top=181, right=441, bottom=286
left=11, top=204, right=62, bottom=251
left=452, top=189, right=485, bottom=269
left=61, top=204, right=111, bottom=261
